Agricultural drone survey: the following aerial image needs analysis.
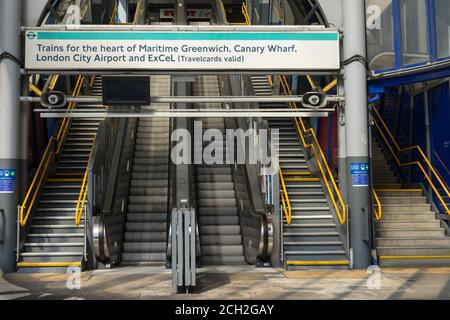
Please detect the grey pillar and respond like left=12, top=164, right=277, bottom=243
left=342, top=0, right=371, bottom=269
left=423, top=82, right=432, bottom=184
left=0, top=0, right=26, bottom=273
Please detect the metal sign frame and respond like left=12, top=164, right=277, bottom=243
left=22, top=25, right=341, bottom=75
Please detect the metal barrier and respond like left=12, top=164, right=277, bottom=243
left=171, top=207, right=196, bottom=292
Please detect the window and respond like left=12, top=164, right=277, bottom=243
left=400, top=0, right=429, bottom=65
left=366, top=0, right=395, bottom=71
left=435, top=0, right=450, bottom=59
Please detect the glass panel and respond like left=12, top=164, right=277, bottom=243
left=436, top=0, right=450, bottom=59
left=366, top=0, right=395, bottom=71
left=400, top=0, right=429, bottom=65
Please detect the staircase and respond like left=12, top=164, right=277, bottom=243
left=17, top=76, right=105, bottom=272
left=372, top=137, right=450, bottom=267
left=251, top=75, right=349, bottom=270
left=121, top=75, right=171, bottom=265
left=194, top=75, right=246, bottom=266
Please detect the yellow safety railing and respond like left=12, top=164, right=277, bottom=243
left=74, top=3, right=117, bottom=227
left=20, top=138, right=55, bottom=226
left=373, top=190, right=382, bottom=220
left=279, top=166, right=292, bottom=224
left=222, top=1, right=251, bottom=25
left=371, top=105, right=450, bottom=216
left=109, top=5, right=117, bottom=25
left=75, top=145, right=95, bottom=226
left=241, top=2, right=251, bottom=25
left=240, top=3, right=343, bottom=224
left=19, top=75, right=94, bottom=227
left=56, top=75, right=84, bottom=154
left=278, top=75, right=346, bottom=225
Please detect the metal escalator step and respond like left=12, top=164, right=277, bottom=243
left=124, top=232, right=166, bottom=242
left=198, top=207, right=238, bottom=216
left=132, top=157, right=169, bottom=165
left=128, top=203, right=167, bottom=212
left=132, top=164, right=168, bottom=172
left=129, top=187, right=168, bottom=196
left=123, top=242, right=166, bottom=253
left=131, top=172, right=169, bottom=180
left=199, top=225, right=241, bottom=235
left=201, top=245, right=243, bottom=256
left=198, top=198, right=237, bottom=207
left=196, top=175, right=233, bottom=183
left=130, top=180, right=168, bottom=188
left=125, top=222, right=166, bottom=232
left=201, top=235, right=243, bottom=245
left=121, top=252, right=165, bottom=262
left=199, top=216, right=240, bottom=225
left=201, top=255, right=246, bottom=265
left=196, top=182, right=234, bottom=190
left=126, top=213, right=167, bottom=222
left=196, top=167, right=232, bottom=175
left=197, top=190, right=236, bottom=198
left=129, top=195, right=168, bottom=204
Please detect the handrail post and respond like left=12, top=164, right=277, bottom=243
left=16, top=205, right=20, bottom=262
left=84, top=204, right=88, bottom=262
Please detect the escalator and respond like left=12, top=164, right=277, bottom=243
left=193, top=75, right=246, bottom=266
left=121, top=75, right=172, bottom=265
left=250, top=76, right=349, bottom=269
left=17, top=77, right=106, bottom=272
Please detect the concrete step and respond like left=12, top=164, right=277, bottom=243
left=380, top=197, right=427, bottom=204
left=376, top=220, right=441, bottom=229
left=379, top=256, right=450, bottom=268
left=376, top=228, right=445, bottom=237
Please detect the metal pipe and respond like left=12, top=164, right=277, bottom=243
left=36, top=111, right=332, bottom=118
left=22, top=70, right=340, bottom=76
left=21, top=24, right=338, bottom=32
left=20, top=95, right=345, bottom=104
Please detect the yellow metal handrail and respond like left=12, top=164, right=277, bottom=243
left=109, top=5, right=117, bottom=25
left=373, top=190, right=382, bottom=220
left=242, top=2, right=251, bottom=25
left=75, top=6, right=117, bottom=226
left=75, top=161, right=90, bottom=226
left=56, top=75, right=84, bottom=154
left=20, top=138, right=55, bottom=226
left=279, top=166, right=292, bottom=224
left=279, top=75, right=347, bottom=224
left=371, top=106, right=450, bottom=216
left=222, top=1, right=250, bottom=25
left=20, top=75, right=87, bottom=227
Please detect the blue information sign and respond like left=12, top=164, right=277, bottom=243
left=350, top=163, right=369, bottom=187
left=0, top=168, right=16, bottom=193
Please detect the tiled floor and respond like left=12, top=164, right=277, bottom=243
left=2, top=266, right=450, bottom=300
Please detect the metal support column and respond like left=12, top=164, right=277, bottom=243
left=342, top=0, right=371, bottom=269
left=423, top=82, right=432, bottom=195
left=0, top=0, right=25, bottom=273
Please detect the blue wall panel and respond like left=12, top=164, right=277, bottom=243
left=429, top=82, right=450, bottom=189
